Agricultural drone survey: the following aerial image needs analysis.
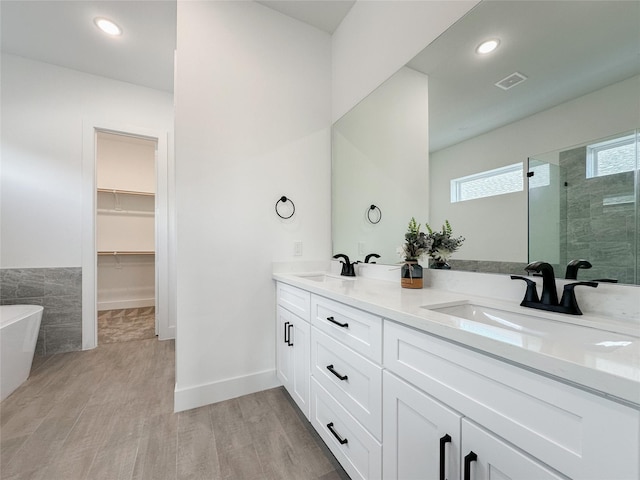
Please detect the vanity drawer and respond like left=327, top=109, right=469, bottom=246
left=310, top=378, right=382, bottom=480
left=311, top=327, right=382, bottom=440
left=277, top=282, right=310, bottom=321
left=383, top=320, right=640, bottom=480
left=311, top=295, right=382, bottom=363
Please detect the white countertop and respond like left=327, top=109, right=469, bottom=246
left=273, top=271, right=640, bottom=408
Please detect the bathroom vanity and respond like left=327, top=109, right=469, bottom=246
left=273, top=272, right=639, bottom=480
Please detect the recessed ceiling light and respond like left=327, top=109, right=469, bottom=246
left=94, top=17, right=122, bottom=36
left=476, top=39, right=500, bottom=55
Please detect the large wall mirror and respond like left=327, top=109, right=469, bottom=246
left=332, top=0, right=640, bottom=284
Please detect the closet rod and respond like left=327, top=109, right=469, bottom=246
left=97, top=188, right=155, bottom=197
left=98, top=251, right=155, bottom=256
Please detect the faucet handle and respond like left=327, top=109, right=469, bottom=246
left=510, top=275, right=540, bottom=305
left=559, top=281, right=598, bottom=315
left=364, top=253, right=380, bottom=264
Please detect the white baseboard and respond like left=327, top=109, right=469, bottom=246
left=173, top=369, right=281, bottom=412
left=97, top=298, right=155, bottom=311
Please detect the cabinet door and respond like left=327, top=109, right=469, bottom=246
left=289, top=313, right=310, bottom=419
left=276, top=306, right=294, bottom=388
left=460, top=419, right=564, bottom=480
left=276, top=306, right=310, bottom=419
left=383, top=371, right=461, bottom=480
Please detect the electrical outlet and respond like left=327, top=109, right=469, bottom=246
left=358, top=242, right=365, bottom=255
left=294, top=241, right=303, bottom=256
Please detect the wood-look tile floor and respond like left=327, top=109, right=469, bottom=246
left=0, top=338, right=350, bottom=480
left=98, top=307, right=156, bottom=344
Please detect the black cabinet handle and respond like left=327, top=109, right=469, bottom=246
left=326, top=364, right=348, bottom=381
left=326, top=422, right=348, bottom=445
left=284, top=321, right=290, bottom=344
left=287, top=323, right=293, bottom=346
left=326, top=316, right=349, bottom=328
left=439, top=434, right=451, bottom=480
left=464, top=451, right=477, bottom=480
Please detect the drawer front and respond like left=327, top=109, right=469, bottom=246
left=310, top=378, right=382, bottom=480
left=311, top=327, right=382, bottom=439
left=277, top=282, right=310, bottom=321
left=311, top=295, right=382, bottom=363
left=384, top=320, right=640, bottom=480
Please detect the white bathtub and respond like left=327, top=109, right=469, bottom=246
left=1, top=305, right=43, bottom=401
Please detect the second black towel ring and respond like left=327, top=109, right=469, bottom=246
left=367, top=204, right=382, bottom=224
left=275, top=196, right=295, bottom=219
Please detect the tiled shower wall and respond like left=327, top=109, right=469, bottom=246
left=0, top=268, right=82, bottom=355
left=560, top=146, right=637, bottom=284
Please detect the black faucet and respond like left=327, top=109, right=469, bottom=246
left=364, top=253, right=380, bottom=264
left=333, top=254, right=356, bottom=277
left=565, top=259, right=592, bottom=280
left=511, top=261, right=597, bottom=315
left=525, top=261, right=559, bottom=305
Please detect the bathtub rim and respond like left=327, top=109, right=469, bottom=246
left=0, top=304, right=44, bottom=328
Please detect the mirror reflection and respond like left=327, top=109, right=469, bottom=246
left=529, top=131, right=639, bottom=285
left=332, top=0, right=640, bottom=283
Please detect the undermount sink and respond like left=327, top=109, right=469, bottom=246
left=422, top=302, right=638, bottom=346
left=431, top=303, right=546, bottom=330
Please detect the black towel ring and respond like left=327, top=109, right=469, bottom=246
left=275, top=196, right=295, bottom=219
left=367, top=204, right=382, bottom=224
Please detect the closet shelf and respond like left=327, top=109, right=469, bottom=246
left=97, top=188, right=155, bottom=197
left=98, top=251, right=155, bottom=256
left=97, top=208, right=154, bottom=216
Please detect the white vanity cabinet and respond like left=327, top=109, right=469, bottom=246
left=276, top=283, right=311, bottom=419
left=383, top=371, right=564, bottom=480
left=309, top=294, right=383, bottom=480
left=384, top=319, right=640, bottom=480
left=274, top=280, right=640, bottom=480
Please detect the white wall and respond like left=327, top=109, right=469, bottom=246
left=331, top=0, right=479, bottom=122
left=174, top=1, right=332, bottom=411
left=430, top=75, right=640, bottom=263
left=1, top=54, right=174, bottom=268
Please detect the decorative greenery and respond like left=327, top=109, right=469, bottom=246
left=425, top=220, right=465, bottom=262
left=400, top=217, right=433, bottom=261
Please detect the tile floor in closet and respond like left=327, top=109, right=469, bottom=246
left=0, top=338, right=350, bottom=480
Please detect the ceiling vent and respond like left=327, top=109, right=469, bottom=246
left=495, top=72, right=528, bottom=90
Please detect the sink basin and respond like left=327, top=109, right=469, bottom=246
left=423, top=302, right=638, bottom=347
left=432, top=303, right=544, bottom=330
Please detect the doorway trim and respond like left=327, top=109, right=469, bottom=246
left=82, top=119, right=173, bottom=349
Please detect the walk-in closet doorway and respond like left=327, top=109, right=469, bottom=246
left=82, top=122, right=172, bottom=350
left=96, top=132, right=157, bottom=343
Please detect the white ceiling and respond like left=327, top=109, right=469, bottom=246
left=257, top=0, right=355, bottom=34
left=409, top=0, right=640, bottom=152
left=1, top=0, right=177, bottom=92
left=4, top=1, right=636, bottom=152
left=0, top=0, right=352, bottom=93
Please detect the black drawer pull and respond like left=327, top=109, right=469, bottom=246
left=326, top=364, right=348, bottom=381
left=439, top=434, right=452, bottom=480
left=326, top=316, right=348, bottom=328
left=464, top=451, right=477, bottom=480
left=287, top=323, right=293, bottom=346
left=284, top=321, right=290, bottom=344
left=327, top=422, right=348, bottom=445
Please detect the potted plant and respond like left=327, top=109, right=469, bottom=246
left=399, top=218, right=433, bottom=289
left=425, top=220, right=465, bottom=269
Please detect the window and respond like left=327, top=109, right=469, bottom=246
left=586, top=133, right=638, bottom=178
left=451, top=163, right=522, bottom=203
left=528, top=163, right=550, bottom=188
